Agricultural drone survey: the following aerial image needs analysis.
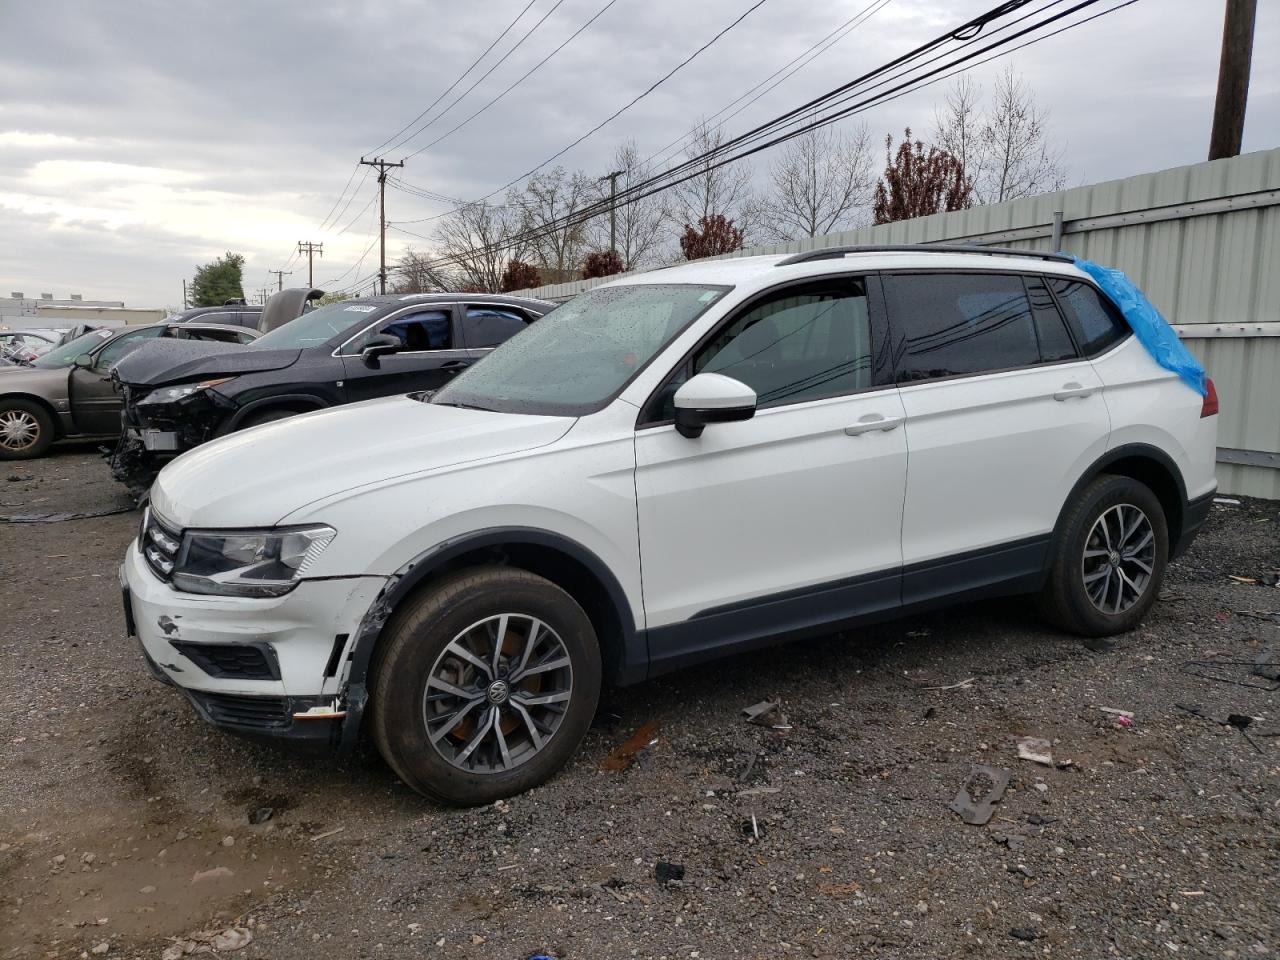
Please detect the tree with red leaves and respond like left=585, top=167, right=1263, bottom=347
left=679, top=214, right=746, bottom=260
left=498, top=260, right=542, bottom=293
left=872, top=128, right=973, bottom=225
left=581, top=250, right=624, bottom=279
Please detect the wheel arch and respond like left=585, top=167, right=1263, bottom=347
left=223, top=393, right=329, bottom=432
left=338, top=527, right=642, bottom=749
left=0, top=392, right=64, bottom=440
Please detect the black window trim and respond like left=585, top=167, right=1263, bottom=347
left=636, top=272, right=894, bottom=430
left=460, top=302, right=537, bottom=350
left=1042, top=273, right=1134, bottom=360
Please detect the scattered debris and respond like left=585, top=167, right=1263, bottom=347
left=742, top=700, right=789, bottom=729
left=247, top=807, right=274, bottom=825
left=1228, top=575, right=1260, bottom=585
left=600, top=720, right=661, bottom=772
left=161, top=926, right=252, bottom=958
left=1099, top=707, right=1134, bottom=719
left=190, top=866, right=234, bottom=884
left=923, top=677, right=975, bottom=691
left=1115, top=714, right=1134, bottom=729
left=1084, top=636, right=1116, bottom=653
left=1253, top=649, right=1280, bottom=682
left=310, top=826, right=345, bottom=842
left=948, top=765, right=1010, bottom=826
left=1016, top=737, right=1055, bottom=766
left=1182, top=658, right=1280, bottom=692
left=1176, top=704, right=1265, bottom=752
left=1010, top=927, right=1040, bottom=942
left=736, top=785, right=781, bottom=798
left=0, top=505, right=135, bottom=523
left=1213, top=497, right=1242, bottom=506
left=654, top=861, right=684, bottom=885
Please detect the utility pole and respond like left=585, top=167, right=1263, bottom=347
left=182, top=279, right=188, bottom=309
left=297, top=242, right=323, bottom=288
left=1209, top=0, right=1257, bottom=160
left=268, top=269, right=292, bottom=291
left=599, top=169, right=624, bottom=258
left=360, top=156, right=405, bottom=294
left=257, top=287, right=271, bottom=305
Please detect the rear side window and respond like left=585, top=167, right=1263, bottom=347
left=463, top=305, right=530, bottom=348
left=886, top=273, right=1047, bottom=381
left=1047, top=278, right=1129, bottom=356
left=1025, top=277, right=1078, bottom=363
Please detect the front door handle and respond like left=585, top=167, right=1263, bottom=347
left=845, top=413, right=903, bottom=436
left=1054, top=382, right=1095, bottom=401
left=441, top=360, right=471, bottom=374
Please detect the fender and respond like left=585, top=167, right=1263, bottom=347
left=336, top=526, right=641, bottom=751
left=222, top=393, right=329, bottom=432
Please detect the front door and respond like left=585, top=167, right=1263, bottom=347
left=634, top=276, right=908, bottom=672
left=71, top=327, right=165, bottom=434
left=340, top=305, right=474, bottom=401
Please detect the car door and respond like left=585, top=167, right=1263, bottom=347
left=339, top=305, right=471, bottom=401
left=883, top=271, right=1111, bottom=605
left=460, top=303, right=535, bottom=357
left=69, top=326, right=166, bottom=433
left=633, top=276, right=908, bottom=670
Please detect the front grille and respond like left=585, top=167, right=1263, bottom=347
left=172, top=641, right=280, bottom=680
left=141, top=508, right=181, bottom=581
left=192, top=691, right=291, bottom=730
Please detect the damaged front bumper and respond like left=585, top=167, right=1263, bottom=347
left=121, top=541, right=387, bottom=751
left=112, top=386, right=232, bottom=486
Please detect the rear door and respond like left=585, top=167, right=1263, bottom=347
left=339, top=304, right=471, bottom=400
left=883, top=271, right=1110, bottom=604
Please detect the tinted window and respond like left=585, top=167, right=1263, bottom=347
left=344, top=309, right=452, bottom=354
left=1026, top=277, right=1077, bottom=362
left=887, top=273, right=1046, bottom=381
left=464, top=305, right=530, bottom=348
left=181, top=327, right=245, bottom=344
left=94, top=327, right=165, bottom=367
left=1048, top=278, right=1129, bottom=356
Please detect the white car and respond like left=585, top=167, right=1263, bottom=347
left=122, top=247, right=1219, bottom=804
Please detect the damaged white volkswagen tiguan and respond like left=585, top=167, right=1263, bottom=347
left=122, top=247, right=1219, bottom=804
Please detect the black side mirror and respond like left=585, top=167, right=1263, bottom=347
left=361, top=334, right=402, bottom=368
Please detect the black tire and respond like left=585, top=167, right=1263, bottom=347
left=238, top=407, right=302, bottom=430
left=368, top=567, right=601, bottom=805
left=1038, top=474, right=1169, bottom=636
left=0, top=398, right=54, bottom=460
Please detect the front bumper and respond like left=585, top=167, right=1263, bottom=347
left=121, top=541, right=386, bottom=749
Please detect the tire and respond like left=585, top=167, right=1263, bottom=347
left=0, top=398, right=54, bottom=460
left=1038, top=474, right=1169, bottom=636
left=238, top=407, right=302, bottom=430
left=369, top=567, right=602, bottom=805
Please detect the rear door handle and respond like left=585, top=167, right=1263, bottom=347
left=845, top=413, right=903, bottom=436
left=1054, top=382, right=1095, bottom=401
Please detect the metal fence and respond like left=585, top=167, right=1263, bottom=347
left=516, top=148, right=1280, bottom=498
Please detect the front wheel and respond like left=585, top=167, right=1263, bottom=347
left=0, top=399, right=54, bottom=460
left=1038, top=474, right=1169, bottom=636
left=369, top=567, right=601, bottom=805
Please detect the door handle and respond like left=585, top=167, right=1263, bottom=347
left=441, top=360, right=471, bottom=373
left=844, top=413, right=903, bottom=436
left=1054, top=382, right=1095, bottom=401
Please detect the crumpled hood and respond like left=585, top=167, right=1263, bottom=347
left=150, top=395, right=575, bottom=528
left=112, top=343, right=302, bottom=387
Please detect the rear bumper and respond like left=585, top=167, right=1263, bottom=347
left=1172, top=491, right=1215, bottom=559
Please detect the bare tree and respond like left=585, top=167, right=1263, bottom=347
left=668, top=120, right=755, bottom=240
left=508, top=166, right=594, bottom=280
left=587, top=140, right=669, bottom=270
left=432, top=201, right=527, bottom=293
left=391, top=247, right=454, bottom=294
left=757, top=122, right=875, bottom=241
left=933, top=67, right=1066, bottom=204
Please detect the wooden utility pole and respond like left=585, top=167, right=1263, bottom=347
left=599, top=169, right=624, bottom=256
left=182, top=279, right=188, bottom=309
left=360, top=157, right=405, bottom=294
left=297, top=242, right=323, bottom=287
left=1208, top=0, right=1257, bottom=160
left=269, top=269, right=291, bottom=291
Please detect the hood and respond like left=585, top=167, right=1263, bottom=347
left=150, top=395, right=575, bottom=528
left=112, top=343, right=302, bottom=387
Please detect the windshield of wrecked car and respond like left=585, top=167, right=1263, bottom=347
left=248, top=301, right=372, bottom=350
left=431, top=283, right=729, bottom=416
left=31, top=329, right=114, bottom=368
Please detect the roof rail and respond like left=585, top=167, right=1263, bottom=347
left=775, top=244, right=1074, bottom=266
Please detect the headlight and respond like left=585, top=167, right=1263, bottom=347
left=139, top=378, right=233, bottom=404
left=171, top=524, right=336, bottom=597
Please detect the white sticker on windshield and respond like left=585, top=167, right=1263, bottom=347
left=344, top=305, right=377, bottom=313
left=698, top=291, right=722, bottom=302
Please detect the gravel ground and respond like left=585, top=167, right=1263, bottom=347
left=1, top=447, right=1277, bottom=960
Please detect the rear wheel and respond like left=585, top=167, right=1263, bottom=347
left=1038, top=474, right=1168, bottom=636
left=0, top=399, right=54, bottom=460
left=369, top=567, right=601, bottom=805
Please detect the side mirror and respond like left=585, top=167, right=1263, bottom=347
left=73, top=353, right=94, bottom=369
left=673, top=372, right=757, bottom=439
left=361, top=333, right=402, bottom=367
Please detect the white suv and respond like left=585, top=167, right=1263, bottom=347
left=122, top=246, right=1219, bottom=804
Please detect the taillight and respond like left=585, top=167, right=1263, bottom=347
left=1200, top=377, right=1218, bottom=418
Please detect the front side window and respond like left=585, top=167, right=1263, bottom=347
left=93, top=327, right=165, bottom=368
left=343, top=309, right=452, bottom=355
left=432, top=283, right=729, bottom=416
left=1048, top=278, right=1129, bottom=356
left=886, top=273, right=1052, bottom=382
left=463, top=305, right=531, bottom=348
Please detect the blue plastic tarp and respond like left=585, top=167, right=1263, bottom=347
left=1072, top=258, right=1207, bottom=396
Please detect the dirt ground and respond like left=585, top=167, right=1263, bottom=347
left=1, top=445, right=1277, bottom=960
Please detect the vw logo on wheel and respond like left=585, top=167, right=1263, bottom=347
left=486, top=679, right=510, bottom=705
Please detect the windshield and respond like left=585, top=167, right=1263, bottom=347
left=248, top=301, right=373, bottom=351
left=432, top=283, right=729, bottom=416
left=32, top=329, right=114, bottom=368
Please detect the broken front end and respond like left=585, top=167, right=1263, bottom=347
left=112, top=379, right=234, bottom=488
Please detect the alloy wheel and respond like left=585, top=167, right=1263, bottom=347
left=421, top=613, right=573, bottom=774
left=0, top=409, right=40, bottom=452
left=1081, top=503, right=1156, bottom=614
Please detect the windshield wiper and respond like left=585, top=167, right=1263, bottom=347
left=432, top=400, right=494, bottom=412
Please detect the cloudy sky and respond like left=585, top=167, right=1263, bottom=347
left=1, top=0, right=1275, bottom=309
